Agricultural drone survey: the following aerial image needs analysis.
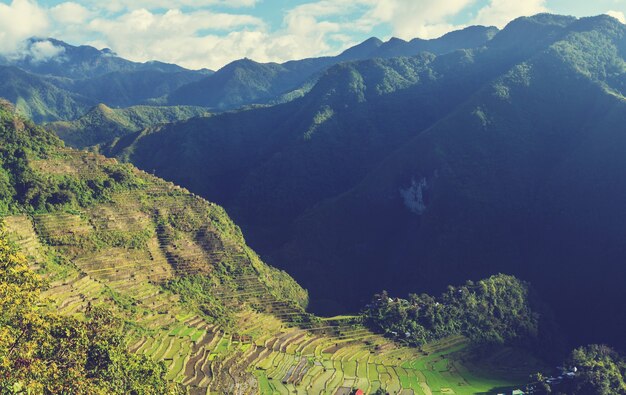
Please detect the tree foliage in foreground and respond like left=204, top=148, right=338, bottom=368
left=362, top=274, right=546, bottom=347
left=555, top=345, right=626, bottom=395
left=0, top=222, right=173, bottom=394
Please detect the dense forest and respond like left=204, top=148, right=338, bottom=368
left=362, top=275, right=548, bottom=347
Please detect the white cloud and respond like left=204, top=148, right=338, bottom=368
left=606, top=10, right=626, bottom=24
left=3, top=39, right=66, bottom=63
left=51, top=2, right=92, bottom=25
left=79, top=0, right=380, bottom=69
left=84, top=8, right=266, bottom=69
left=365, top=0, right=476, bottom=39
left=0, top=0, right=562, bottom=70
left=85, top=0, right=258, bottom=13
left=26, top=40, right=66, bottom=63
left=472, top=0, right=548, bottom=28
left=0, top=0, right=49, bottom=53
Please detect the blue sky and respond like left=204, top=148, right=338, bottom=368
left=0, top=0, right=624, bottom=70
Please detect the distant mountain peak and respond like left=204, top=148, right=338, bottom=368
left=387, top=37, right=408, bottom=44
left=571, top=13, right=626, bottom=32
left=101, top=48, right=117, bottom=56
left=338, top=37, right=383, bottom=60
left=95, top=103, right=113, bottom=113
left=0, top=37, right=192, bottom=79
left=507, top=13, right=577, bottom=28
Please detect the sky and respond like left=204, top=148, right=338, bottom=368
left=0, top=0, right=624, bottom=70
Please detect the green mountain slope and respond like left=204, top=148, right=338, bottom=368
left=279, top=14, right=626, bottom=344
left=0, top=65, right=93, bottom=122
left=48, top=103, right=210, bottom=148
left=67, top=70, right=211, bottom=108
left=99, top=15, right=573, bottom=252
left=0, top=100, right=548, bottom=393
left=0, top=66, right=209, bottom=123
left=96, top=14, right=626, bottom=350
left=102, top=33, right=532, bottom=251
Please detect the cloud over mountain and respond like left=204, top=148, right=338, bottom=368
left=0, top=0, right=623, bottom=69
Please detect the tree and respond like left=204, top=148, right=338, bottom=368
left=560, top=344, right=626, bottom=395
left=0, top=222, right=173, bottom=394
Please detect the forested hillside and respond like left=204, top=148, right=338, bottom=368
left=0, top=97, right=550, bottom=394
left=94, top=14, right=626, bottom=351
left=48, top=104, right=210, bottom=148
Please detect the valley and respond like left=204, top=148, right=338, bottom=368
left=0, top=107, right=538, bottom=393
left=1, top=8, right=625, bottom=394
left=88, top=14, right=626, bottom=350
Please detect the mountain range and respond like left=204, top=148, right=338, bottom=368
left=0, top=38, right=210, bottom=122
left=2, top=12, right=626, bottom=394
left=93, top=14, right=626, bottom=350
left=166, top=25, right=498, bottom=109
left=0, top=27, right=496, bottom=123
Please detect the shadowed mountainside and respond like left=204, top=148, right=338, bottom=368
left=96, top=14, right=626, bottom=350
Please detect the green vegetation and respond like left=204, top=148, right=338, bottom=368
left=0, top=222, right=172, bottom=394
left=0, top=90, right=549, bottom=393
left=363, top=275, right=545, bottom=347
left=165, top=275, right=233, bottom=327
left=0, top=66, right=91, bottom=123
left=95, top=18, right=626, bottom=357
left=540, top=345, right=626, bottom=395
left=48, top=104, right=210, bottom=148
left=0, top=100, right=145, bottom=214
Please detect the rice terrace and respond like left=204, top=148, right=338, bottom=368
left=4, top=146, right=538, bottom=394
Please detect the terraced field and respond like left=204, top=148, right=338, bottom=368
left=3, top=149, right=537, bottom=394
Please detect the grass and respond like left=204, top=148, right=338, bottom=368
left=248, top=325, right=538, bottom=395
left=255, top=371, right=276, bottom=395
left=214, top=335, right=230, bottom=355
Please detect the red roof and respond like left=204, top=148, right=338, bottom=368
left=355, top=390, right=364, bottom=395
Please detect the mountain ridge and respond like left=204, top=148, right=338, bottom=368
left=92, top=14, right=626, bottom=350
left=167, top=25, right=499, bottom=109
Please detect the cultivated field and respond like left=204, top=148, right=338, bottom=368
left=3, top=151, right=537, bottom=394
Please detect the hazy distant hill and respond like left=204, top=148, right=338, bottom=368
left=0, top=37, right=208, bottom=79
left=100, top=14, right=626, bottom=350
left=0, top=28, right=496, bottom=123
left=0, top=39, right=210, bottom=122
left=0, top=65, right=92, bottom=121
left=48, top=103, right=211, bottom=148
